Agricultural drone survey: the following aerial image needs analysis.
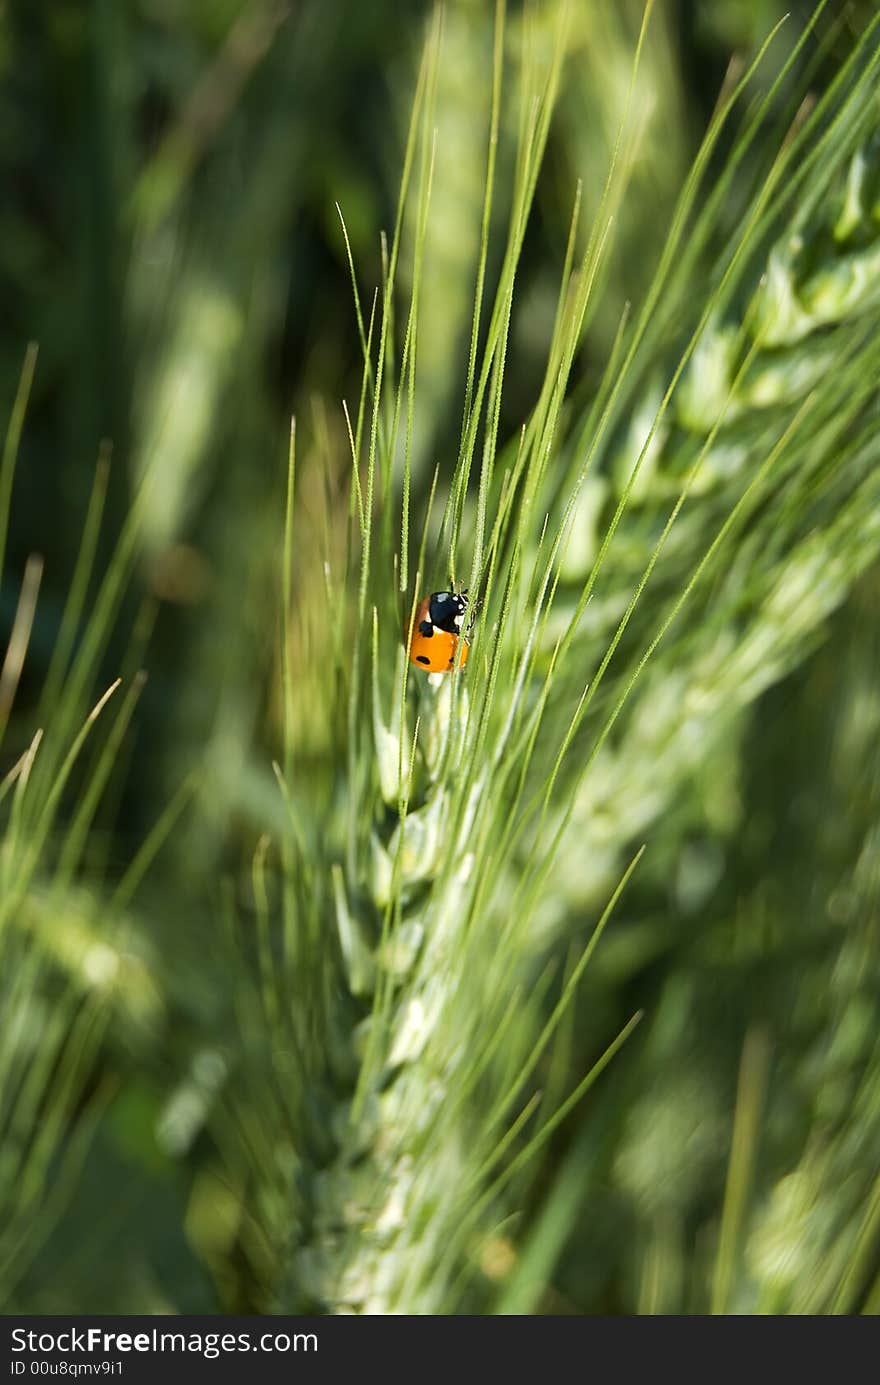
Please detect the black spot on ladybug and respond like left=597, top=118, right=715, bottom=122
left=419, top=620, right=434, bottom=637
left=417, top=655, right=431, bottom=666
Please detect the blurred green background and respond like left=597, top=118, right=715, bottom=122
left=2, top=0, right=878, bottom=1313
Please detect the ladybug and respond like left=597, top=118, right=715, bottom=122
left=407, top=589, right=470, bottom=673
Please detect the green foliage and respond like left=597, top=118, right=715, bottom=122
left=1, top=0, right=879, bottom=1315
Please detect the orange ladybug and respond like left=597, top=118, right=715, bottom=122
left=407, top=589, right=470, bottom=673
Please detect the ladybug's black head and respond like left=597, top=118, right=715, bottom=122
left=429, top=589, right=468, bottom=633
